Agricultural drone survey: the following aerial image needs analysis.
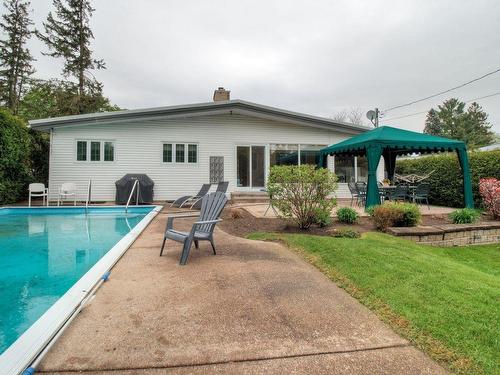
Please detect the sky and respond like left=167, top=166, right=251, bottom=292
left=4, top=0, right=500, bottom=133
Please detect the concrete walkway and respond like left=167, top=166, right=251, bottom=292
left=38, top=211, right=446, bottom=374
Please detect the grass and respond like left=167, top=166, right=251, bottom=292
left=248, top=231, right=500, bottom=375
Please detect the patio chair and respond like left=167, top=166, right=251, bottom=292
left=170, top=183, right=211, bottom=208
left=57, top=182, right=77, bottom=206
left=355, top=182, right=367, bottom=207
left=387, top=185, right=408, bottom=202
left=28, top=183, right=48, bottom=207
left=192, top=181, right=229, bottom=209
left=413, top=183, right=430, bottom=209
left=348, top=182, right=359, bottom=207
left=160, top=191, right=228, bottom=265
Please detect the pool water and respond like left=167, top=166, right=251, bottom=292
left=0, top=207, right=153, bottom=354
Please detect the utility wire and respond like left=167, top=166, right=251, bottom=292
left=383, top=91, right=500, bottom=121
left=382, top=67, right=500, bottom=113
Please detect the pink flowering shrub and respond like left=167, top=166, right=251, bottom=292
left=479, top=178, right=500, bottom=219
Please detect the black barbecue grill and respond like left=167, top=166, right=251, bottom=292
left=115, top=174, right=154, bottom=204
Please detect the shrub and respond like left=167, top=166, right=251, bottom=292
left=479, top=178, right=500, bottom=219
left=267, top=165, right=337, bottom=230
left=228, top=208, right=244, bottom=219
left=332, top=228, right=360, bottom=238
left=337, top=207, right=359, bottom=224
left=397, top=151, right=500, bottom=208
left=366, top=206, right=376, bottom=216
left=449, top=208, right=482, bottom=224
left=314, top=208, right=332, bottom=227
left=0, top=109, right=31, bottom=204
left=372, top=202, right=421, bottom=230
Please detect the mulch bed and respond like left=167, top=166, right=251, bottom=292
left=220, top=206, right=456, bottom=238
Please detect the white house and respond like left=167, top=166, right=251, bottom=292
left=29, top=88, right=383, bottom=202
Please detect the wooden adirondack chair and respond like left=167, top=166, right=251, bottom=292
left=160, top=191, right=228, bottom=265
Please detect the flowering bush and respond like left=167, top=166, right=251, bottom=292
left=479, top=178, right=500, bottom=219
left=371, top=202, right=421, bottom=230
left=267, top=165, right=337, bottom=229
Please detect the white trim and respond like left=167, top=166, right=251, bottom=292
left=29, top=99, right=372, bottom=135
left=0, top=205, right=161, bottom=375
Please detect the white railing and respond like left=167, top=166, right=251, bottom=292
left=85, top=179, right=92, bottom=212
left=125, top=179, right=139, bottom=213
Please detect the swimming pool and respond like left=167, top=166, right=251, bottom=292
left=0, top=206, right=161, bottom=374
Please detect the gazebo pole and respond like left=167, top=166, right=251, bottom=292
left=456, top=147, right=474, bottom=208
left=366, top=145, right=383, bottom=208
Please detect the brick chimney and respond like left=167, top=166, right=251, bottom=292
left=213, top=87, right=230, bottom=101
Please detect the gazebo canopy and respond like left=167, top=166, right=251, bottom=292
left=318, top=126, right=473, bottom=208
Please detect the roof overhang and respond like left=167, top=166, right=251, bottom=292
left=28, top=99, right=371, bottom=134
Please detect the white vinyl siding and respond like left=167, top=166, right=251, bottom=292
left=48, top=114, right=381, bottom=201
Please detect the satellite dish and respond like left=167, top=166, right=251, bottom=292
left=366, top=110, right=376, bottom=121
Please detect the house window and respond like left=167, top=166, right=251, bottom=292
left=356, top=155, right=368, bottom=182
left=163, top=142, right=198, bottom=164
left=90, top=141, right=101, bottom=161
left=334, top=155, right=355, bottom=183
left=76, top=141, right=87, bottom=161
left=188, top=144, right=197, bottom=163
left=176, top=144, right=185, bottom=162
left=270, top=144, right=298, bottom=166
left=104, top=142, right=114, bottom=161
left=269, top=144, right=327, bottom=167
left=299, top=144, right=325, bottom=165
left=163, top=143, right=173, bottom=163
left=75, top=140, right=114, bottom=162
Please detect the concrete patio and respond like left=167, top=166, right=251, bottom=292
left=238, top=199, right=456, bottom=219
left=38, top=208, right=446, bottom=374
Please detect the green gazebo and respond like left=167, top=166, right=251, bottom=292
left=318, top=126, right=473, bottom=209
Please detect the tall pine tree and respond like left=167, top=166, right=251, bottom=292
left=423, top=98, right=494, bottom=148
left=0, top=0, right=35, bottom=113
left=38, top=0, right=105, bottom=113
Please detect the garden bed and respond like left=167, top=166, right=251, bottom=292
left=221, top=206, right=458, bottom=238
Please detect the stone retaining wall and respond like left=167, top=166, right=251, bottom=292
left=387, top=222, right=500, bottom=246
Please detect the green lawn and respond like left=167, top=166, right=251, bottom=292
left=248, top=231, right=500, bottom=375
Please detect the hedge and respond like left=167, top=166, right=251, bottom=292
left=396, top=150, right=500, bottom=208
left=0, top=109, right=33, bottom=204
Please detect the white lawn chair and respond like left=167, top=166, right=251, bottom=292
left=28, top=183, right=49, bottom=207
left=58, top=182, right=77, bottom=206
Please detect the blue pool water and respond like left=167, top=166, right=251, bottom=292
left=0, top=206, right=154, bottom=354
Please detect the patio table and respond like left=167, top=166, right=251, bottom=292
left=379, top=185, right=417, bottom=202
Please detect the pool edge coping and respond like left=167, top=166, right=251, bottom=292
left=0, top=205, right=162, bottom=375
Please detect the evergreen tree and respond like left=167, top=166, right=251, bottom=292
left=0, top=0, right=35, bottom=113
left=423, top=98, right=494, bottom=148
left=463, top=102, right=495, bottom=148
left=38, top=0, right=105, bottom=113
left=423, top=108, right=441, bottom=135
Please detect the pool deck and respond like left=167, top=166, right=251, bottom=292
left=38, top=207, right=446, bottom=374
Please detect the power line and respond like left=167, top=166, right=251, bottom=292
left=383, top=110, right=428, bottom=121
left=382, top=67, right=500, bottom=113
left=382, top=91, right=500, bottom=121
left=466, top=91, right=500, bottom=102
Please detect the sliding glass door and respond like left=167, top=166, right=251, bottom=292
left=237, top=145, right=265, bottom=188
